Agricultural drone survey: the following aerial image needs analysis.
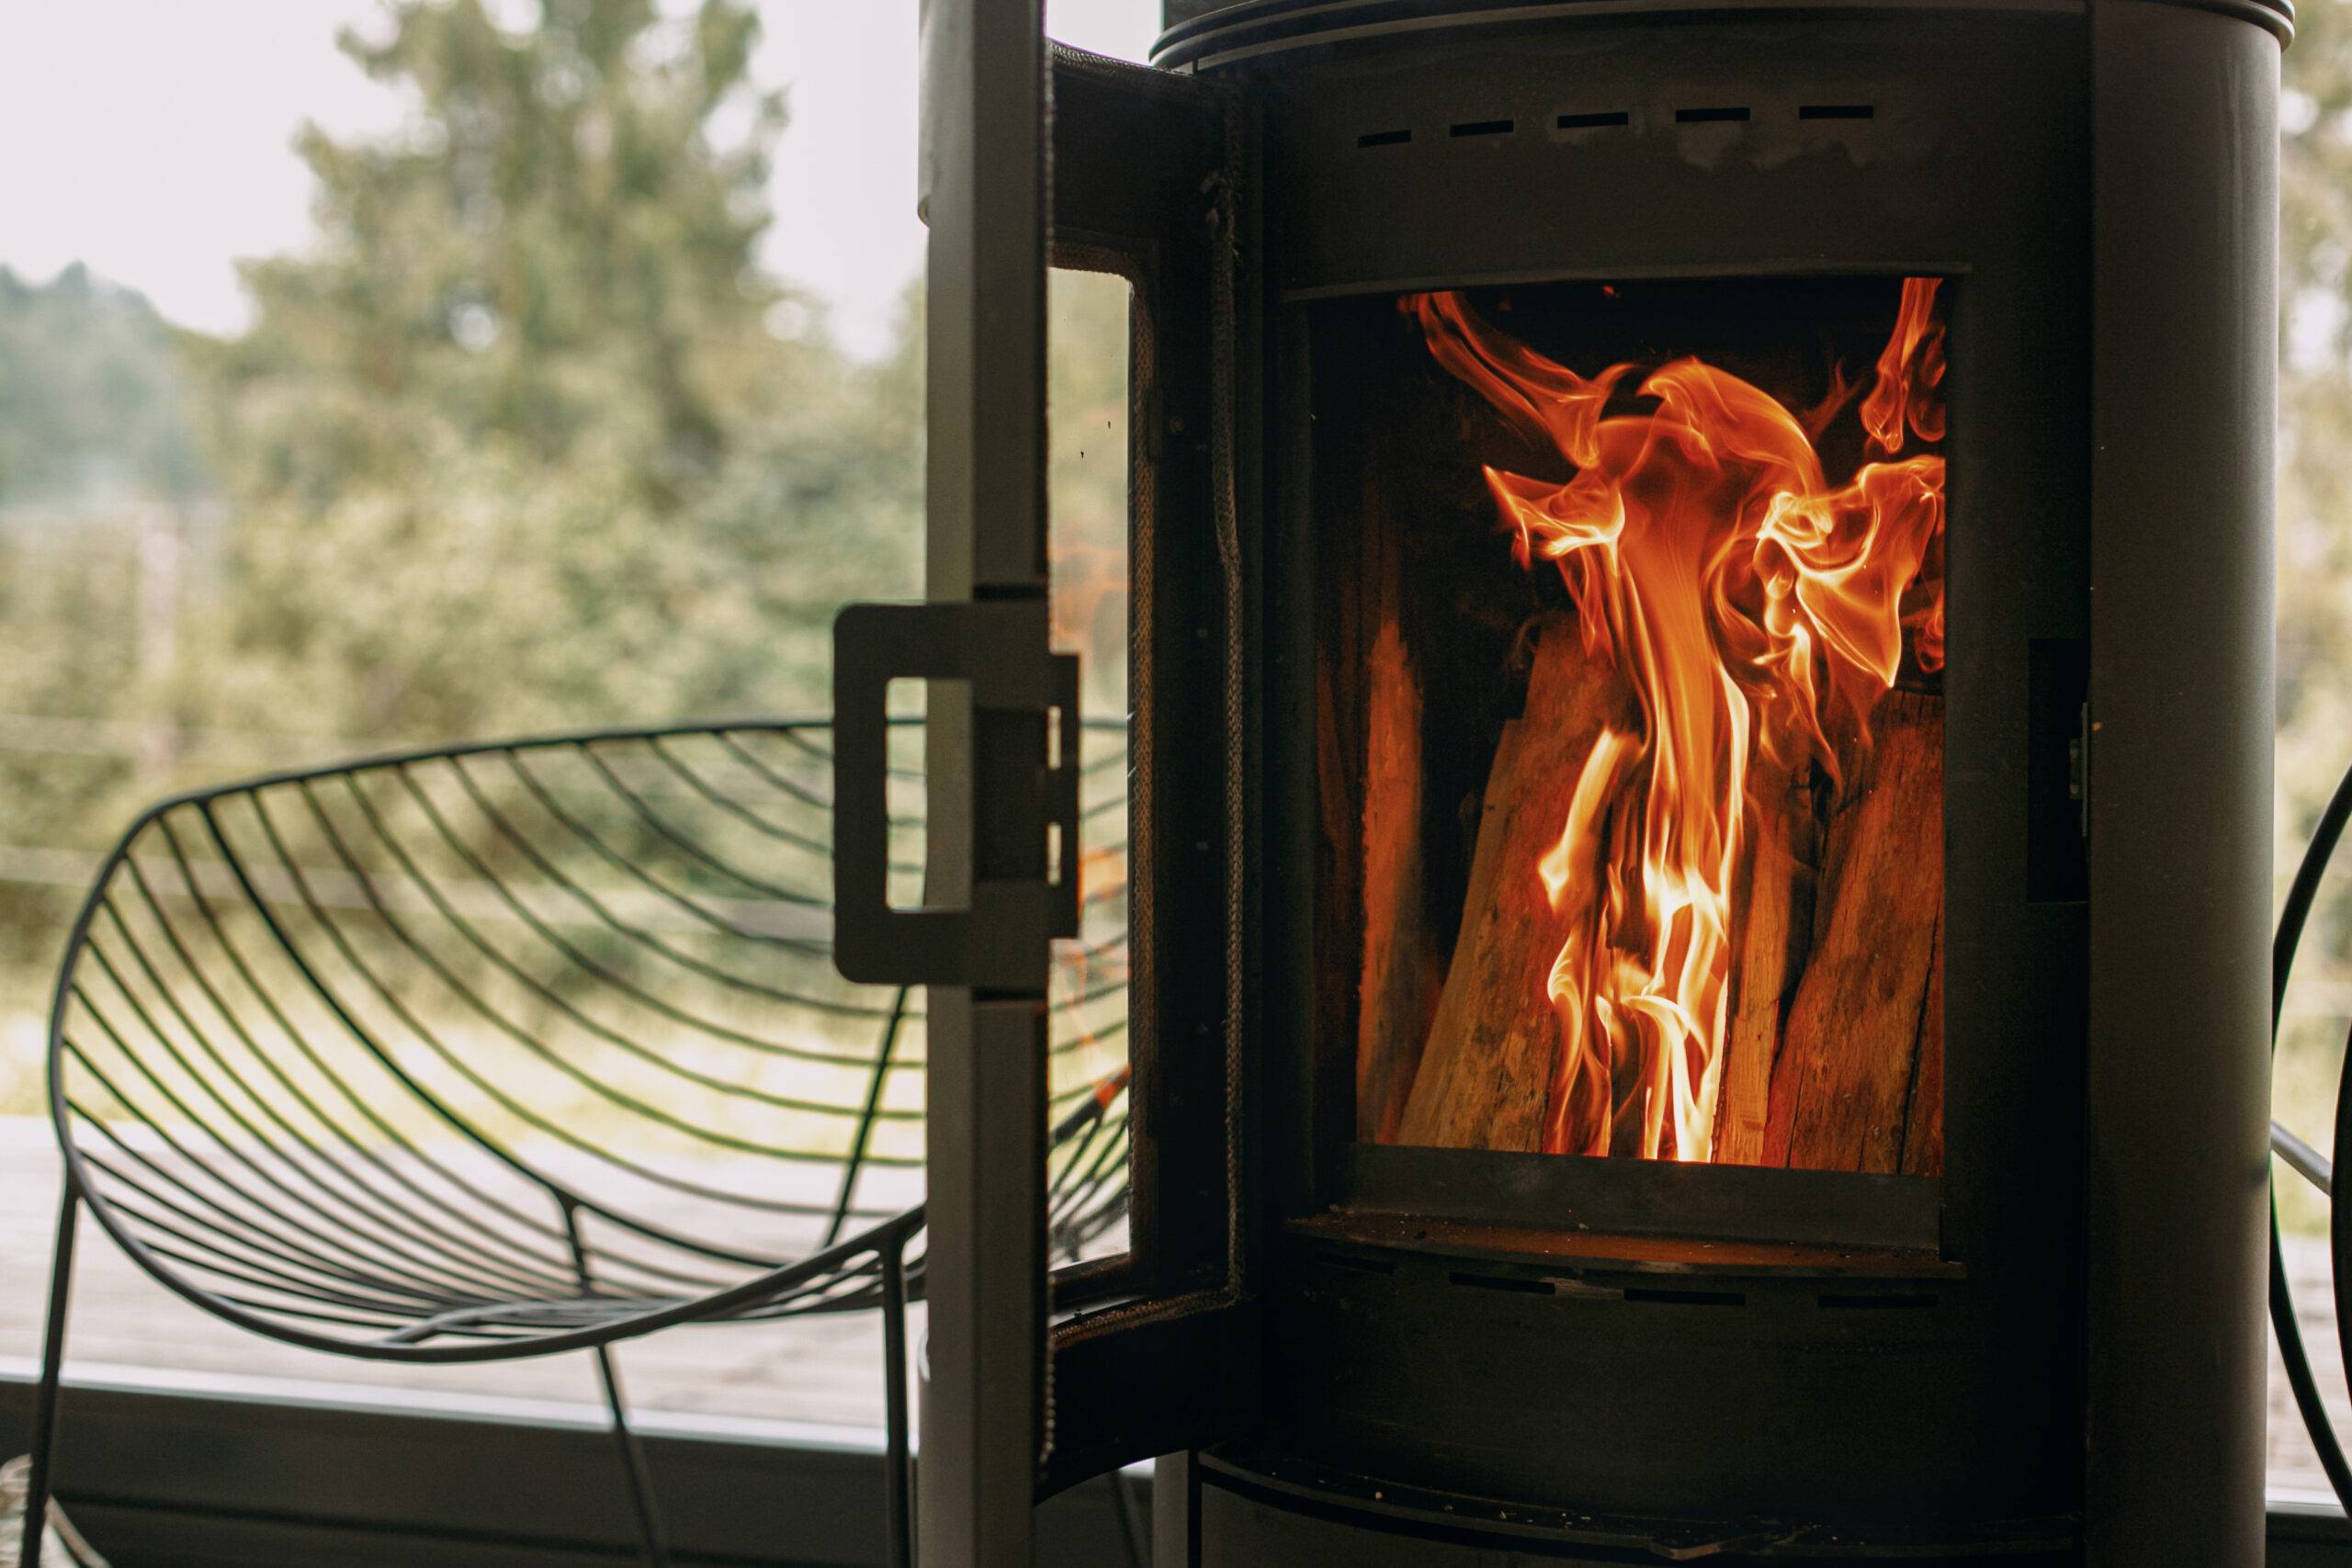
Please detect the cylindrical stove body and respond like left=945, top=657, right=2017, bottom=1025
left=1146, top=1, right=2283, bottom=1561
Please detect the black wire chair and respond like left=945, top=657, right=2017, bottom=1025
left=2273, top=753, right=2352, bottom=1510
left=22, top=716, right=1134, bottom=1568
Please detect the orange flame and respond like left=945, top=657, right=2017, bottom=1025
left=1407, top=281, right=1947, bottom=1162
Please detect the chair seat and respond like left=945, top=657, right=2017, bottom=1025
left=47, top=718, right=1131, bottom=1363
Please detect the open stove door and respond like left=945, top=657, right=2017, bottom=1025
left=833, top=7, right=1259, bottom=1562
left=1030, top=41, right=1263, bottom=1510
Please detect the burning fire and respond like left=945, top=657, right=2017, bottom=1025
left=1406, top=280, right=1947, bottom=1162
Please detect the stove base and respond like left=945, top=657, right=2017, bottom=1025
left=1167, top=1451, right=2081, bottom=1566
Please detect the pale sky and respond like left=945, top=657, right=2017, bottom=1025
left=0, top=0, right=1161, bottom=358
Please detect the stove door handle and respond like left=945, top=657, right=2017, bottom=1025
left=831, top=598, right=1078, bottom=987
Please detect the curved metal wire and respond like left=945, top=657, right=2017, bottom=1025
left=2271, top=750, right=2352, bottom=1508
left=45, top=716, right=1134, bottom=1358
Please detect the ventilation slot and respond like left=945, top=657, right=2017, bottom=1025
left=1451, top=118, right=1515, bottom=139
left=1675, top=107, right=1750, bottom=124
left=1449, top=1270, right=1555, bottom=1295
left=1357, top=129, right=1412, bottom=149
left=1818, top=1292, right=1939, bottom=1310
left=1799, top=104, right=1875, bottom=120
left=1623, top=1286, right=1747, bottom=1308
left=1556, top=110, right=1631, bottom=130
left=1319, top=1251, right=1398, bottom=1276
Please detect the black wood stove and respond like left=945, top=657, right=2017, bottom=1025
left=833, top=0, right=2286, bottom=1562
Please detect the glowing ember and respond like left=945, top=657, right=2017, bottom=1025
left=1405, top=281, right=1947, bottom=1162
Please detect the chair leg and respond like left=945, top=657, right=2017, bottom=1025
left=590, top=1343, right=670, bottom=1568
left=880, top=1240, right=912, bottom=1568
left=23, top=1190, right=80, bottom=1568
left=560, top=1201, right=667, bottom=1567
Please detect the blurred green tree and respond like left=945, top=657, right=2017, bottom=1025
left=0, top=0, right=938, bottom=1109
left=186, top=0, right=919, bottom=747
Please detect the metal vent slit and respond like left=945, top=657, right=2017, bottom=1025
left=1556, top=110, right=1632, bottom=130
left=1675, top=106, right=1750, bottom=124
left=1357, top=128, right=1411, bottom=148
left=1320, top=1251, right=1398, bottom=1276
left=1799, top=104, right=1876, bottom=119
left=1450, top=118, right=1515, bottom=139
left=1448, top=1270, right=1555, bottom=1295
left=1623, top=1286, right=1747, bottom=1307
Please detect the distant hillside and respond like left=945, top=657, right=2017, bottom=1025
left=0, top=263, right=209, bottom=515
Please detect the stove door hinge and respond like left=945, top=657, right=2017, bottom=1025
left=832, top=598, right=1081, bottom=987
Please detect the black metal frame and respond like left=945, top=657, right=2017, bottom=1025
left=23, top=716, right=1135, bottom=1568
left=1335, top=1144, right=1942, bottom=1253
left=1035, top=43, right=1263, bottom=1489
left=867, top=24, right=1265, bottom=1561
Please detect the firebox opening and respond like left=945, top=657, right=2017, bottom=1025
left=1315, top=276, right=1948, bottom=1187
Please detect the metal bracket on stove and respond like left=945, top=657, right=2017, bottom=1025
left=831, top=598, right=1080, bottom=987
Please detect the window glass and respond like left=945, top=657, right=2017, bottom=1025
left=0, top=0, right=961, bottom=1434
left=1047, top=0, right=1163, bottom=62
left=1046, top=266, right=1135, bottom=1269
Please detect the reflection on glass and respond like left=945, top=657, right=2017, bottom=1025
left=1047, top=267, right=1134, bottom=1260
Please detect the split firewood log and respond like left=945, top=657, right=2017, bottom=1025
left=1761, top=689, right=1944, bottom=1174
left=1711, top=759, right=1815, bottom=1166
left=1899, top=938, right=1945, bottom=1176
left=1395, top=612, right=1628, bottom=1151
left=1355, top=616, right=1442, bottom=1142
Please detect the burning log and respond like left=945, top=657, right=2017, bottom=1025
left=1355, top=618, right=1442, bottom=1142
left=1761, top=689, right=1944, bottom=1174
left=1711, top=761, right=1816, bottom=1166
left=1385, top=655, right=1942, bottom=1170
left=1396, top=613, right=1627, bottom=1151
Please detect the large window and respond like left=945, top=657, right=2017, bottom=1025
left=6, top=0, right=2352, bottom=1522
left=0, top=0, right=1156, bottom=1441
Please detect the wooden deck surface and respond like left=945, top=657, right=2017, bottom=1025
left=2, top=1114, right=2345, bottom=1499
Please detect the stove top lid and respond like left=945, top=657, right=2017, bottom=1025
left=1153, top=0, right=2292, bottom=69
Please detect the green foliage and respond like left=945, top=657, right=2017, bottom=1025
left=181, top=0, right=919, bottom=748
left=0, top=0, right=934, bottom=1110
left=215, top=0, right=776, bottom=505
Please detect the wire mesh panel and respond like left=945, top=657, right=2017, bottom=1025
left=46, top=717, right=1130, bottom=1357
